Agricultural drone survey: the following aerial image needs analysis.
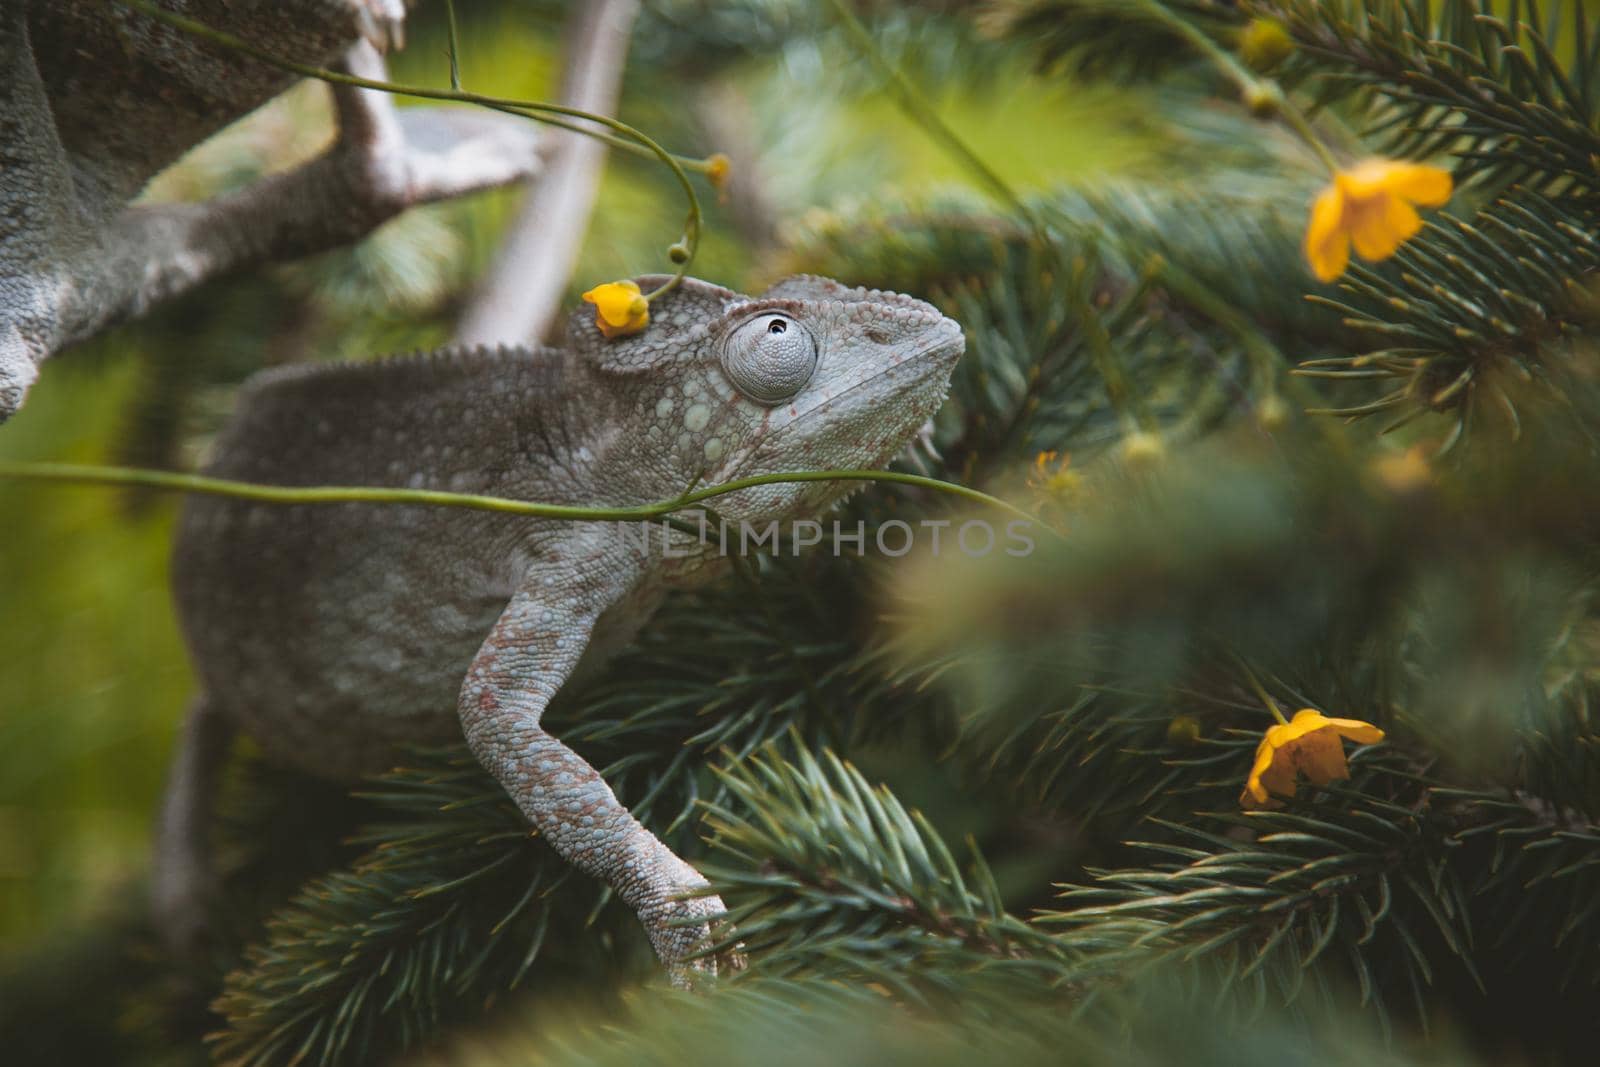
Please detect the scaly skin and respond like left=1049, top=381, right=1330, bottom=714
left=161, top=275, right=965, bottom=979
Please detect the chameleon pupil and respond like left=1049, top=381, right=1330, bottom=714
left=768, top=319, right=787, bottom=334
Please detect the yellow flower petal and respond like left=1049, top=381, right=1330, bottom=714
left=1276, top=708, right=1332, bottom=742
left=1322, top=715, right=1386, bottom=745
left=1385, top=194, right=1424, bottom=244
left=1241, top=741, right=1280, bottom=809
left=1304, top=184, right=1350, bottom=283
left=706, top=152, right=731, bottom=191
left=1288, top=728, right=1350, bottom=785
left=1343, top=190, right=1403, bottom=260
left=1239, top=708, right=1384, bottom=809
left=1301, top=159, right=1452, bottom=281
left=581, top=280, right=650, bottom=339
left=1258, top=750, right=1300, bottom=800
left=1338, top=159, right=1397, bottom=198
left=1384, top=161, right=1453, bottom=206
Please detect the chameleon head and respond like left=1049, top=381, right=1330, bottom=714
left=571, top=274, right=965, bottom=525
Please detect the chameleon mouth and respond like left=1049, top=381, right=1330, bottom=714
left=723, top=319, right=965, bottom=483
left=800, top=319, right=964, bottom=424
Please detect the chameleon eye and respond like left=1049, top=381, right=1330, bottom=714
left=722, top=313, right=817, bottom=404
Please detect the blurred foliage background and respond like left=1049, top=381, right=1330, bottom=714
left=3, top=1, right=1599, bottom=1065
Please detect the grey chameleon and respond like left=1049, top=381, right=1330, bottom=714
left=157, top=274, right=965, bottom=980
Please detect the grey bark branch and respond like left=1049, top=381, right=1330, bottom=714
left=454, top=0, right=640, bottom=347
left=0, top=1, right=544, bottom=424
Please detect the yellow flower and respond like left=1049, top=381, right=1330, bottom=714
left=1027, top=450, right=1081, bottom=499
left=1369, top=444, right=1432, bottom=494
left=1238, top=17, right=1294, bottom=71
left=1240, top=709, right=1385, bottom=810
left=706, top=152, right=732, bottom=194
left=1120, top=431, right=1165, bottom=468
left=1166, top=714, right=1202, bottom=746
left=582, top=280, right=649, bottom=339
left=1304, top=159, right=1452, bottom=282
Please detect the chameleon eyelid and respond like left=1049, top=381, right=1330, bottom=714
left=719, top=311, right=818, bottom=405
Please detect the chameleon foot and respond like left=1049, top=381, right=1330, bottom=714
left=640, top=869, right=746, bottom=987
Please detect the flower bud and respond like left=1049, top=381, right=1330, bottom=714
left=1257, top=394, right=1290, bottom=430
left=1244, top=81, right=1283, bottom=119
left=1239, top=17, right=1294, bottom=72
left=1121, top=431, right=1166, bottom=468
left=1166, top=715, right=1202, bottom=746
left=706, top=152, right=731, bottom=193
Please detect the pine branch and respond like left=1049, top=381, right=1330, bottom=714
left=1261, top=0, right=1600, bottom=197
left=986, top=0, right=1240, bottom=83
left=210, top=755, right=586, bottom=1067
left=1442, top=787, right=1600, bottom=988
left=700, top=742, right=1074, bottom=998
left=404, top=959, right=1484, bottom=1067
left=1302, top=190, right=1600, bottom=438
left=1042, top=781, right=1479, bottom=1025
left=996, top=2, right=1600, bottom=199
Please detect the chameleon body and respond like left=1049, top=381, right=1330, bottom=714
left=159, top=275, right=965, bottom=976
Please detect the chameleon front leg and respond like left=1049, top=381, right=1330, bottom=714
left=459, top=579, right=735, bottom=981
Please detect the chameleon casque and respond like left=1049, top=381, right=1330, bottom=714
left=158, top=274, right=965, bottom=978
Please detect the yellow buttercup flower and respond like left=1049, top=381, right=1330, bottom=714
left=1120, top=430, right=1165, bottom=468
left=1240, top=708, right=1385, bottom=810
left=1238, top=17, right=1294, bottom=72
left=1369, top=444, right=1432, bottom=494
left=582, top=280, right=649, bottom=339
left=1166, top=714, right=1202, bottom=746
left=1027, top=450, right=1080, bottom=499
left=1304, top=160, right=1452, bottom=283
left=706, top=152, right=732, bottom=193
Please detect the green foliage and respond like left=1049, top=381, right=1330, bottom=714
left=1263, top=0, right=1600, bottom=196
left=1304, top=191, right=1600, bottom=441
left=702, top=743, right=1068, bottom=991
left=990, top=0, right=1239, bottom=83
left=410, top=972, right=1483, bottom=1067
left=210, top=757, right=579, bottom=1067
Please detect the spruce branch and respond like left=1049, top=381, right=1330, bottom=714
left=1042, top=783, right=1480, bottom=1024
left=1258, top=0, right=1600, bottom=195
left=1299, top=190, right=1600, bottom=437
left=210, top=755, right=576, bottom=1067
left=699, top=742, right=1074, bottom=996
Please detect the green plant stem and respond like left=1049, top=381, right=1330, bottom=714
left=823, top=0, right=1032, bottom=222
left=0, top=461, right=1046, bottom=532
left=1233, top=655, right=1288, bottom=725
left=1153, top=258, right=1353, bottom=460
left=1075, top=281, right=1147, bottom=435
left=1133, top=0, right=1339, bottom=173
left=114, top=0, right=703, bottom=297
left=1277, top=98, right=1342, bottom=174
left=444, top=0, right=462, bottom=90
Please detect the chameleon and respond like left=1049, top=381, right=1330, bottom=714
left=157, top=274, right=966, bottom=979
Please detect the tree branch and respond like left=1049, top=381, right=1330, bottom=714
left=53, top=41, right=544, bottom=349
left=0, top=1, right=545, bottom=424
left=454, top=0, right=640, bottom=347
